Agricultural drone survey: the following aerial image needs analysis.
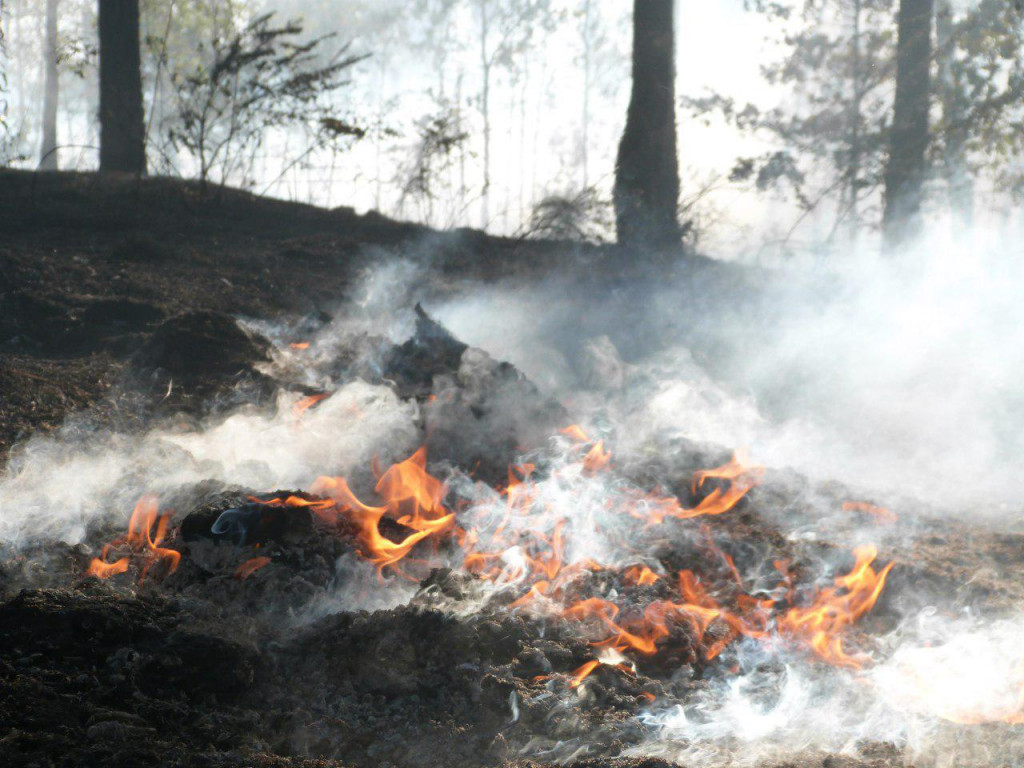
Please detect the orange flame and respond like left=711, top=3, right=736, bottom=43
left=778, top=544, right=893, bottom=668
left=570, top=659, right=601, bottom=688
left=560, top=425, right=611, bottom=474
left=561, top=424, right=591, bottom=443
left=310, top=447, right=455, bottom=576
left=293, top=393, right=330, bottom=417
left=289, top=341, right=311, bottom=350
left=583, top=440, right=612, bottom=474
left=85, top=494, right=181, bottom=583
left=87, top=433, right=894, bottom=684
left=628, top=451, right=764, bottom=525
left=624, top=565, right=661, bottom=586
left=235, top=556, right=271, bottom=580
left=843, top=501, right=898, bottom=525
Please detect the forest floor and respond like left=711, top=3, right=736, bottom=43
left=0, top=170, right=610, bottom=461
left=2, top=171, right=1023, bottom=768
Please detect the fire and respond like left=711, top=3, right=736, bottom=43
left=235, top=556, right=271, bottom=579
left=310, top=447, right=455, bottom=576
left=778, top=545, right=893, bottom=668
left=560, top=425, right=612, bottom=474
left=260, top=436, right=883, bottom=673
left=624, top=565, right=661, bottom=586
left=560, top=566, right=770, bottom=663
left=81, top=431, right=896, bottom=691
left=570, top=659, right=601, bottom=688
left=583, top=440, right=611, bottom=474
left=293, top=392, right=330, bottom=417
left=628, top=450, right=764, bottom=525
left=843, top=501, right=898, bottom=525
left=560, top=424, right=591, bottom=443
left=289, top=341, right=311, bottom=350
left=85, top=494, right=181, bottom=584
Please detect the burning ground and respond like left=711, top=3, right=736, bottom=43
left=2, top=174, right=1024, bottom=768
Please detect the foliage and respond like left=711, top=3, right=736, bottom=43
left=0, top=0, right=7, bottom=132
left=691, top=0, right=1024, bottom=241
left=0, top=0, right=13, bottom=166
left=525, top=187, right=612, bottom=243
left=934, top=0, right=1024, bottom=199
left=155, top=12, right=366, bottom=187
left=398, top=103, right=470, bottom=222
left=686, top=0, right=897, bottom=238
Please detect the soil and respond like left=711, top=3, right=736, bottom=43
left=2, top=171, right=1022, bottom=768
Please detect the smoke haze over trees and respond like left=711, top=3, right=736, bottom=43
left=1, top=0, right=1023, bottom=255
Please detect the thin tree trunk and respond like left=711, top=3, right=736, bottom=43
left=39, top=0, right=58, bottom=170
left=882, top=0, right=933, bottom=251
left=478, top=1, right=491, bottom=228
left=934, top=0, right=972, bottom=229
left=581, top=0, right=592, bottom=189
left=457, top=70, right=466, bottom=209
left=614, top=0, right=680, bottom=250
left=519, top=49, right=528, bottom=227
left=98, top=0, right=146, bottom=174
left=847, top=0, right=861, bottom=245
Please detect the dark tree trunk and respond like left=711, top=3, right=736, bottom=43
left=98, top=0, right=145, bottom=175
left=614, top=0, right=680, bottom=250
left=882, top=0, right=933, bottom=251
left=39, top=0, right=59, bottom=171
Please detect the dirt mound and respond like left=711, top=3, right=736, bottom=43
left=128, top=310, right=274, bottom=412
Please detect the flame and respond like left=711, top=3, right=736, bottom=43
left=235, top=556, right=271, bottom=579
left=627, top=451, right=764, bottom=525
left=78, top=432, right=896, bottom=690
left=85, top=558, right=130, bottom=579
left=561, top=582, right=767, bottom=662
left=778, top=545, right=893, bottom=668
left=570, top=659, right=601, bottom=688
left=561, top=424, right=591, bottom=443
left=310, top=447, right=455, bottom=576
left=85, top=494, right=181, bottom=583
left=560, top=425, right=611, bottom=473
left=624, top=565, right=661, bottom=586
left=289, top=341, right=311, bottom=350
left=693, top=449, right=759, bottom=492
left=843, top=501, right=898, bottom=525
left=293, top=392, right=330, bottom=417
left=582, top=440, right=611, bottom=474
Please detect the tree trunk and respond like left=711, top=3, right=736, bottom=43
left=39, top=0, right=59, bottom=171
left=934, top=0, right=972, bottom=229
left=98, top=0, right=146, bottom=175
left=614, top=0, right=680, bottom=250
left=479, top=3, right=491, bottom=228
left=882, top=0, right=933, bottom=252
left=846, top=0, right=862, bottom=245
left=580, top=0, right=592, bottom=189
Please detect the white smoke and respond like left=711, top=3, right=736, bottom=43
left=432, top=228, right=1024, bottom=515
left=0, top=382, right=419, bottom=546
